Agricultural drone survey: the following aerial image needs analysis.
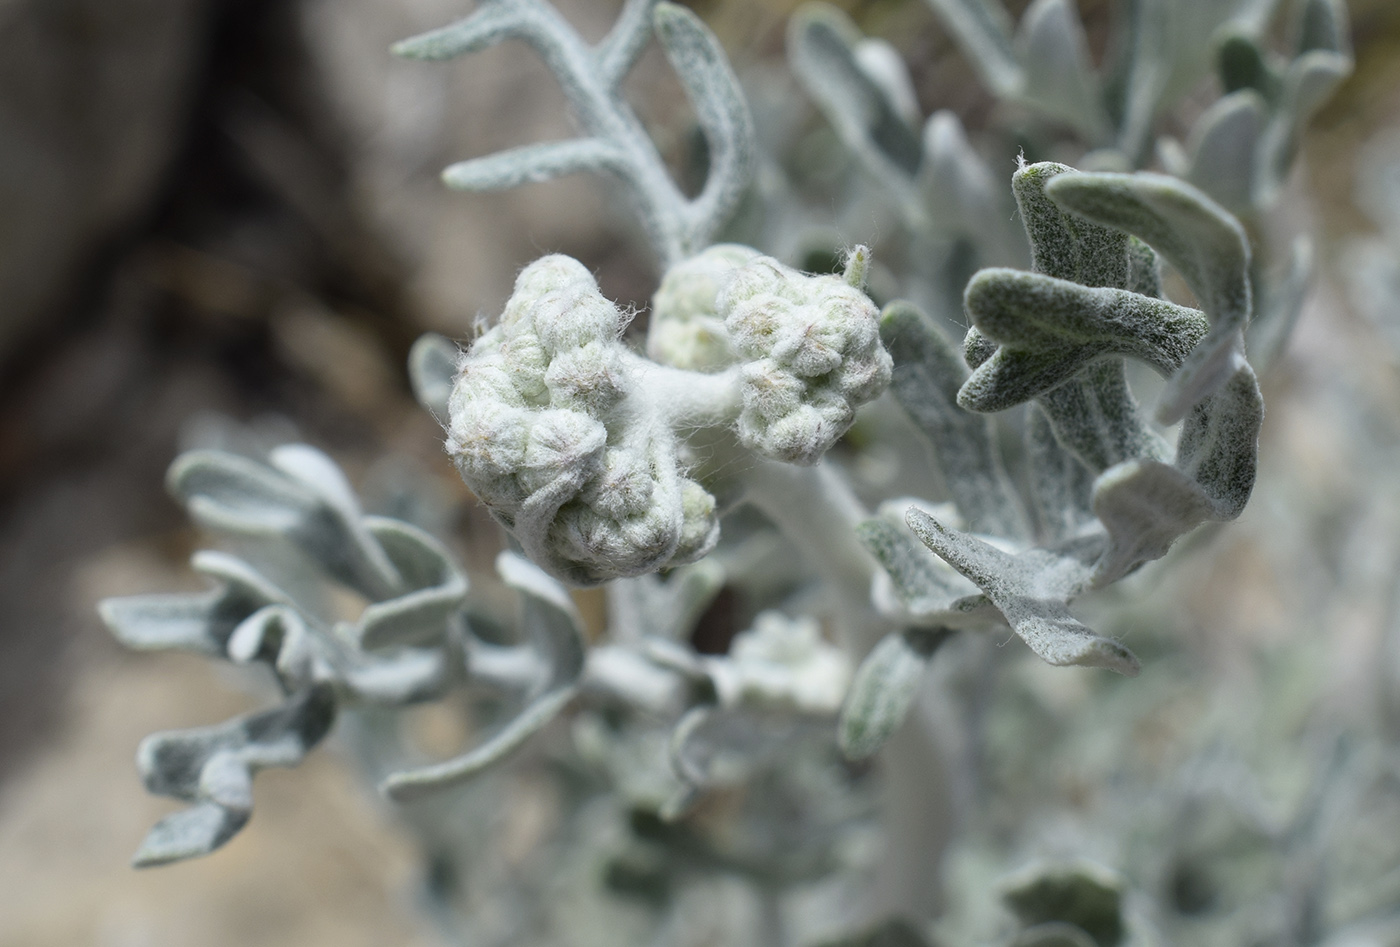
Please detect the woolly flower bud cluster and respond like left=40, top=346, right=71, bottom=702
left=722, top=255, right=892, bottom=464
left=446, top=255, right=718, bottom=585
left=646, top=244, right=761, bottom=372
left=705, top=611, right=852, bottom=714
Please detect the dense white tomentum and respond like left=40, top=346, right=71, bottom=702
left=723, top=250, right=892, bottom=465
left=446, top=255, right=722, bottom=585
left=447, top=245, right=891, bottom=584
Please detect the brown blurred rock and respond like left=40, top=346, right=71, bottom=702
left=0, top=0, right=213, bottom=362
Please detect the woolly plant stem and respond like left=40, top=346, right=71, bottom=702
left=624, top=355, right=743, bottom=428
left=739, top=459, right=883, bottom=649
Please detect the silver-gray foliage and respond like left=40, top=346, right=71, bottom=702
left=393, top=0, right=754, bottom=268
left=98, top=0, right=1356, bottom=944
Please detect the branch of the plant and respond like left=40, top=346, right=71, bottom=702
left=653, top=3, right=755, bottom=259
left=596, top=0, right=660, bottom=86
left=739, top=459, right=885, bottom=651
left=398, top=0, right=751, bottom=268
left=623, top=355, right=743, bottom=428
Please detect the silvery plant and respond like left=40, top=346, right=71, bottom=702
left=99, top=0, right=1356, bottom=944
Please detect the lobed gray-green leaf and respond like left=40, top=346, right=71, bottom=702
left=98, top=550, right=290, bottom=656
left=880, top=300, right=1029, bottom=537
left=958, top=268, right=1207, bottom=413
left=132, top=685, right=336, bottom=866
left=905, top=507, right=1140, bottom=675
left=168, top=446, right=405, bottom=600
left=353, top=517, right=468, bottom=650
left=1043, top=171, right=1252, bottom=423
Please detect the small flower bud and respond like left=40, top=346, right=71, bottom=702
left=647, top=244, right=761, bottom=371
left=719, top=250, right=892, bottom=464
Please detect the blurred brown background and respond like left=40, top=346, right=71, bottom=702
left=0, top=0, right=1398, bottom=944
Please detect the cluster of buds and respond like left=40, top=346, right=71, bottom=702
left=448, top=246, right=892, bottom=584
left=446, top=256, right=719, bottom=585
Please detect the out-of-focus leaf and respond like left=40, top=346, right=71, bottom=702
left=1185, top=91, right=1265, bottom=211
left=1013, top=0, right=1108, bottom=142
left=98, top=551, right=289, bottom=655
left=352, top=517, right=468, bottom=650
left=999, top=860, right=1125, bottom=947
left=168, top=447, right=404, bottom=600
left=132, top=686, right=336, bottom=867
left=381, top=552, right=585, bottom=801
left=788, top=4, right=922, bottom=186
left=922, top=0, right=1023, bottom=98
left=839, top=628, right=950, bottom=759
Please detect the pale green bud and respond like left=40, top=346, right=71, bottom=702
left=647, top=243, right=761, bottom=372
left=719, top=250, right=892, bottom=464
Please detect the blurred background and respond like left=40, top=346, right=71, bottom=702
left=1, top=0, right=1399, bottom=944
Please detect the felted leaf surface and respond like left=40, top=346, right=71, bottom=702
left=1026, top=403, right=1096, bottom=543
left=1043, top=171, right=1252, bottom=422
left=1172, top=362, right=1263, bottom=519
left=1036, top=360, right=1168, bottom=475
left=905, top=507, right=1139, bottom=675
left=839, top=628, right=950, bottom=759
left=99, top=551, right=289, bottom=655
left=1088, top=365, right=1260, bottom=585
left=132, top=685, right=336, bottom=867
left=958, top=268, right=1207, bottom=412
left=880, top=300, right=1029, bottom=537
left=1012, top=161, right=1129, bottom=289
